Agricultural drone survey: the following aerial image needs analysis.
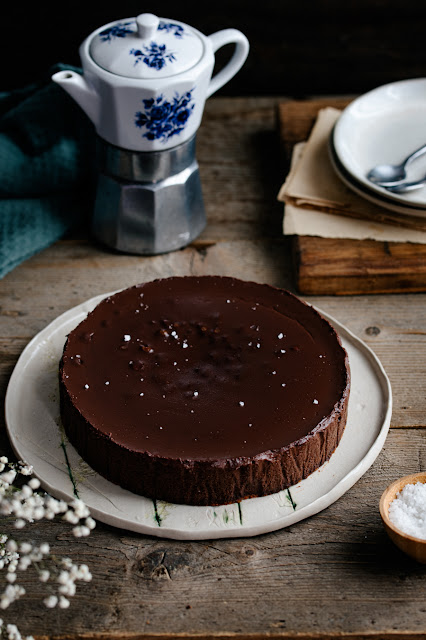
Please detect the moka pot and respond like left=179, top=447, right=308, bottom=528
left=52, top=13, right=249, bottom=254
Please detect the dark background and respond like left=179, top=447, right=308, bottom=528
left=3, top=0, right=426, bottom=95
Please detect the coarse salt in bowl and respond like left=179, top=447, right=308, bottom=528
left=388, top=481, right=426, bottom=539
left=380, top=472, right=426, bottom=563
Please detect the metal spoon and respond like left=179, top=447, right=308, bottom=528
left=367, top=143, right=426, bottom=186
left=384, top=176, right=426, bottom=193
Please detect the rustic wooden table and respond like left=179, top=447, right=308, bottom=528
left=1, top=97, right=425, bottom=639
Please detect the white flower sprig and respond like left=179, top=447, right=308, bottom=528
left=0, top=457, right=95, bottom=538
left=0, top=456, right=95, bottom=637
left=0, top=619, right=34, bottom=640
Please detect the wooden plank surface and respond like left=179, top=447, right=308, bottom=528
left=278, top=99, right=426, bottom=295
left=0, top=97, right=425, bottom=639
left=278, top=98, right=353, bottom=157
left=294, top=236, right=426, bottom=295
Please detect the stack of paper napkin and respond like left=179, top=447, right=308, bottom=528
left=278, top=107, right=426, bottom=243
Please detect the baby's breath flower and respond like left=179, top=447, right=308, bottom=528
left=72, top=525, right=91, bottom=538
left=63, top=511, right=79, bottom=525
left=0, top=457, right=95, bottom=628
left=18, top=463, right=33, bottom=476
left=19, top=543, right=32, bottom=555
left=59, top=596, right=70, bottom=609
left=20, top=486, right=32, bottom=500
left=59, top=582, right=76, bottom=597
left=5, top=542, right=17, bottom=554
left=0, top=584, right=25, bottom=610
left=70, top=499, right=90, bottom=520
left=31, top=507, right=45, bottom=521
left=0, top=472, right=16, bottom=486
left=6, top=622, right=34, bottom=640
left=38, top=570, right=50, bottom=583
left=57, top=570, right=70, bottom=585
left=6, top=623, right=20, bottom=640
left=43, top=595, right=58, bottom=609
left=17, top=557, right=31, bottom=571
left=80, top=565, right=92, bottom=582
left=7, top=555, right=19, bottom=570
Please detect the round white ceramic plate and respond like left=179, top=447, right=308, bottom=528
left=333, top=78, right=426, bottom=208
left=329, top=130, right=426, bottom=218
left=5, top=292, right=392, bottom=541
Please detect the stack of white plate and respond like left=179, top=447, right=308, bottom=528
left=330, top=78, right=426, bottom=219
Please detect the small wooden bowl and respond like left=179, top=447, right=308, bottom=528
left=380, top=472, right=426, bottom=563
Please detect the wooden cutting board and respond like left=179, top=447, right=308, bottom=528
left=279, top=98, right=426, bottom=294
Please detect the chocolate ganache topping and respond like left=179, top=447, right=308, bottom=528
left=60, top=276, right=350, bottom=505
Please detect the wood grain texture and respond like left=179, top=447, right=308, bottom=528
left=29, top=635, right=426, bottom=640
left=0, top=97, right=425, bottom=639
left=294, top=236, right=426, bottom=295
left=278, top=98, right=352, bottom=158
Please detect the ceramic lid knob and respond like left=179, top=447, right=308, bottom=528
left=136, top=13, right=160, bottom=39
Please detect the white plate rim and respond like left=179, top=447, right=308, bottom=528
left=5, top=291, right=392, bottom=540
left=334, top=78, right=426, bottom=209
left=329, top=128, right=426, bottom=219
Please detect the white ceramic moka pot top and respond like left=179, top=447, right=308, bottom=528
left=52, top=13, right=249, bottom=151
left=89, top=14, right=205, bottom=79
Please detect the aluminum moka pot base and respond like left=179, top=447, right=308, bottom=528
left=92, top=135, right=206, bottom=255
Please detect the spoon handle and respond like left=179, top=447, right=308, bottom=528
left=385, top=177, right=426, bottom=193
left=403, top=143, right=426, bottom=167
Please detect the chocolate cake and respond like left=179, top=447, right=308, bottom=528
left=59, top=276, right=350, bottom=506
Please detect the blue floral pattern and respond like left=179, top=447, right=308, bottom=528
left=158, top=21, right=185, bottom=38
left=99, top=21, right=134, bottom=42
left=135, top=90, right=195, bottom=142
left=130, top=43, right=176, bottom=70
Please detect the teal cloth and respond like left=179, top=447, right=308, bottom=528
left=0, top=64, right=97, bottom=279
